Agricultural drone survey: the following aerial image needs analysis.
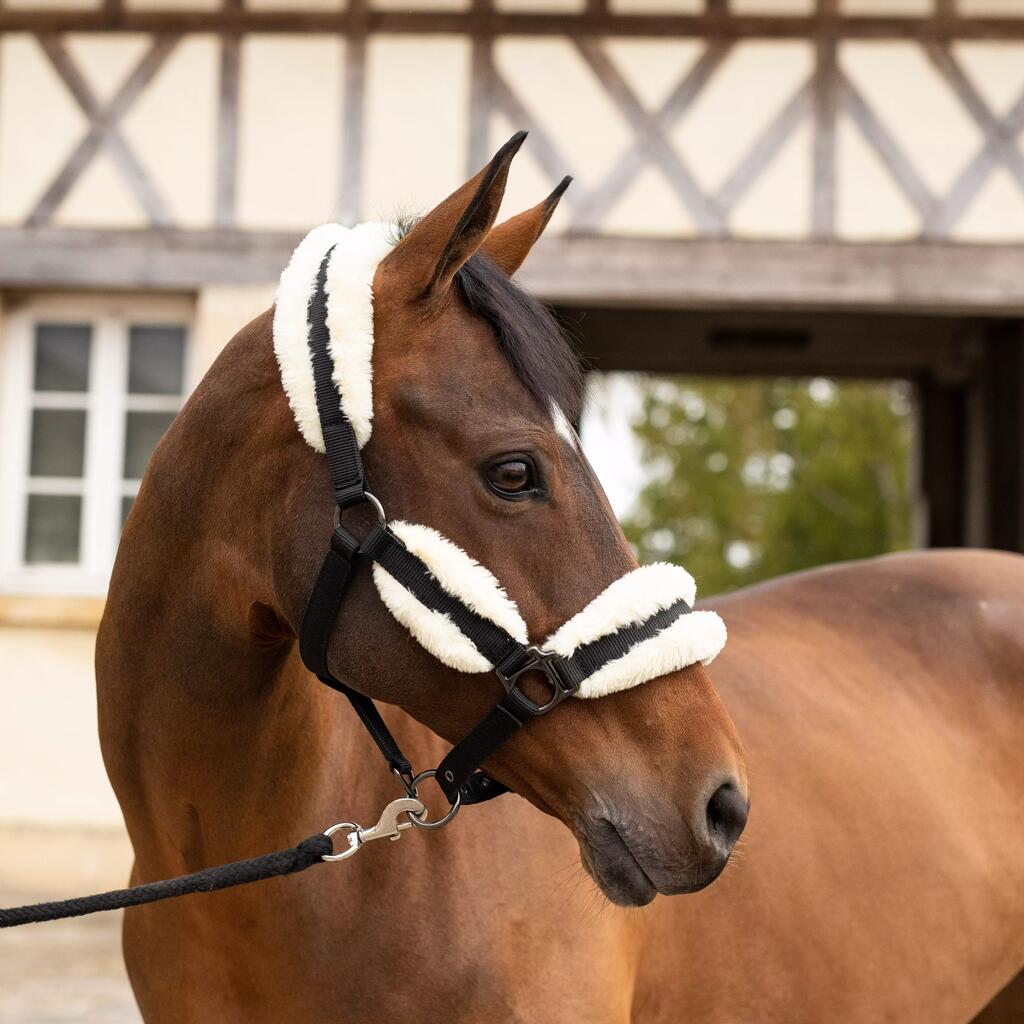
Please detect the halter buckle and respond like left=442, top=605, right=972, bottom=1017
left=494, top=645, right=578, bottom=715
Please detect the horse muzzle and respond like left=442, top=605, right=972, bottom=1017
left=575, top=778, right=749, bottom=907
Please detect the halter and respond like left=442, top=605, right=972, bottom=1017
left=290, top=226, right=727, bottom=816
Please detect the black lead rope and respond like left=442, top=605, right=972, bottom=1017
left=0, top=835, right=333, bottom=928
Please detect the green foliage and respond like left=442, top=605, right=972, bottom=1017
left=621, top=376, right=915, bottom=595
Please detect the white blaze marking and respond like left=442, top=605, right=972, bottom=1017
left=549, top=401, right=581, bottom=451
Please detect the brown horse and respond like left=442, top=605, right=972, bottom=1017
left=97, top=137, right=1024, bottom=1022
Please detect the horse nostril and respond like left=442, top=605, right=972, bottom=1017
left=705, top=782, right=748, bottom=850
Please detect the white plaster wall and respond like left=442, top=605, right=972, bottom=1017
left=364, top=35, right=472, bottom=219
left=0, top=284, right=272, bottom=829
left=193, top=284, right=276, bottom=375
left=237, top=35, right=346, bottom=230
left=4, top=17, right=1024, bottom=240
left=0, top=34, right=88, bottom=224
left=0, top=627, right=122, bottom=827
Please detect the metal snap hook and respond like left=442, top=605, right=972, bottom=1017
left=357, top=797, right=426, bottom=844
left=321, top=797, right=426, bottom=861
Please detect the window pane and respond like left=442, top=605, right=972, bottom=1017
left=128, top=325, right=186, bottom=395
left=30, top=409, right=87, bottom=477
left=124, top=411, right=175, bottom=479
left=25, top=494, right=82, bottom=564
left=34, top=323, right=92, bottom=391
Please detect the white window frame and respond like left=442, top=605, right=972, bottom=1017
left=0, top=294, right=195, bottom=597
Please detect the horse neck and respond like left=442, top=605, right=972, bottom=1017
left=101, top=535, right=337, bottom=848
left=97, top=321, right=360, bottom=858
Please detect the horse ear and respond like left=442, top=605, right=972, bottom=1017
left=481, top=176, right=572, bottom=277
left=382, top=132, right=527, bottom=299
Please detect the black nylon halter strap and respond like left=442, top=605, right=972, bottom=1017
left=299, top=248, right=414, bottom=783
left=434, top=599, right=696, bottom=801
left=361, top=525, right=543, bottom=803
left=347, top=524, right=696, bottom=804
left=361, top=526, right=567, bottom=804
left=308, top=248, right=366, bottom=511
left=561, top=596, right=694, bottom=680
left=363, top=527, right=525, bottom=669
left=297, top=244, right=521, bottom=805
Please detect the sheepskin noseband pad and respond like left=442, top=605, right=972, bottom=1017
left=372, top=522, right=727, bottom=699
left=543, top=564, right=726, bottom=699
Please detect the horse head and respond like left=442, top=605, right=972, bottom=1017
left=264, top=134, right=747, bottom=907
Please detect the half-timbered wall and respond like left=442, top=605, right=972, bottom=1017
left=1, top=0, right=1024, bottom=307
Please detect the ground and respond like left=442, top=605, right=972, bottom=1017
left=0, top=826, right=140, bottom=1024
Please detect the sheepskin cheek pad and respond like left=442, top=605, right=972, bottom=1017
left=275, top=223, right=727, bottom=702
left=372, top=521, right=529, bottom=673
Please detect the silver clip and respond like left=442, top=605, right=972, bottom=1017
left=357, top=797, right=425, bottom=844
left=322, top=797, right=425, bottom=862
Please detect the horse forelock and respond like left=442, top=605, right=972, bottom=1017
left=454, top=252, right=584, bottom=426
left=390, top=215, right=584, bottom=425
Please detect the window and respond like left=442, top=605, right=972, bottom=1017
left=0, top=297, right=193, bottom=595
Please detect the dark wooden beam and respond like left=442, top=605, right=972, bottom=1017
left=574, top=37, right=724, bottom=234
left=919, top=376, right=968, bottom=547
left=491, top=70, right=573, bottom=198
left=932, top=87, right=1024, bottom=236
left=337, top=0, right=367, bottom=224
left=466, top=0, right=495, bottom=176
left=3, top=12, right=1024, bottom=39
left=0, top=227, right=297, bottom=290
left=214, top=32, right=240, bottom=227
left=570, top=39, right=730, bottom=232
left=984, top=321, right=1024, bottom=552
left=925, top=41, right=1024, bottom=194
left=518, top=236, right=1024, bottom=315
left=6, top=230, right=1024, bottom=315
left=555, top=305, right=978, bottom=380
left=812, top=34, right=837, bottom=237
left=717, top=78, right=811, bottom=214
left=838, top=71, right=936, bottom=230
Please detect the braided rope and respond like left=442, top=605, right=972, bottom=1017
left=0, top=833, right=332, bottom=928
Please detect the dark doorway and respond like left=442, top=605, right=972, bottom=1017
left=560, top=306, right=1024, bottom=554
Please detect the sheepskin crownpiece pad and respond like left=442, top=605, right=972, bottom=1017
left=274, top=221, right=396, bottom=452
left=274, top=224, right=727, bottom=701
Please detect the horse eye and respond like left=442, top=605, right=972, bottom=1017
left=486, top=459, right=535, bottom=498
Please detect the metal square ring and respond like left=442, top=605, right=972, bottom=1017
left=495, top=645, right=577, bottom=715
